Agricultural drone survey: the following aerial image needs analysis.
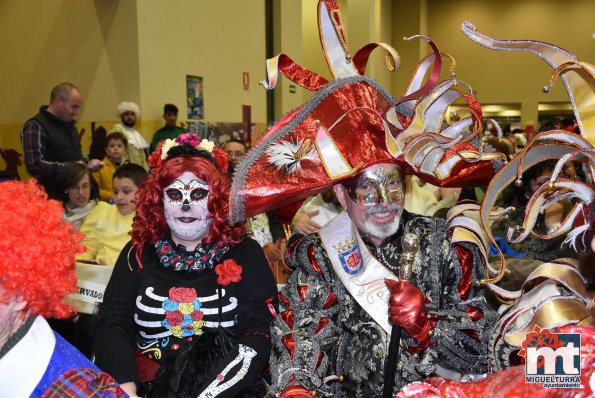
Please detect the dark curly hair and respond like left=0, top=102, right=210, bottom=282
left=131, top=155, right=245, bottom=253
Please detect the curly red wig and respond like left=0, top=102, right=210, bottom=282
left=132, top=155, right=245, bottom=251
left=0, top=180, right=84, bottom=319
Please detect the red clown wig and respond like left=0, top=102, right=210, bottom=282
left=0, top=180, right=84, bottom=319
left=132, top=155, right=245, bottom=252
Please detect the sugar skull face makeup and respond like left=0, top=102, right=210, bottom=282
left=163, top=171, right=212, bottom=247
left=343, top=165, right=404, bottom=206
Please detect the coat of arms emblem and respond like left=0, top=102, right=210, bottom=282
left=333, top=238, right=362, bottom=275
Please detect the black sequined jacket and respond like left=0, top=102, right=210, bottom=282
left=270, top=211, right=498, bottom=397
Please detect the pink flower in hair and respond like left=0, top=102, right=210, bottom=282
left=176, top=133, right=201, bottom=148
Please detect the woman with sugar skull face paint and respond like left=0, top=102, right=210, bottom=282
left=94, top=134, right=279, bottom=398
left=163, top=171, right=212, bottom=247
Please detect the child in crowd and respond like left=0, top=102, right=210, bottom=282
left=78, top=163, right=148, bottom=265
left=94, top=131, right=128, bottom=202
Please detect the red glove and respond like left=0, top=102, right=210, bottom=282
left=385, top=279, right=434, bottom=341
left=279, top=385, right=313, bottom=397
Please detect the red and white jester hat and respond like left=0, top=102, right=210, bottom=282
left=229, top=0, right=506, bottom=224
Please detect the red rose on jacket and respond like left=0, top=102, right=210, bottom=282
left=190, top=310, right=204, bottom=321
left=169, top=287, right=198, bottom=302
left=166, top=310, right=184, bottom=326
left=215, top=259, right=242, bottom=286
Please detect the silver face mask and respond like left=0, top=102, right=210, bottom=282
left=344, top=166, right=404, bottom=206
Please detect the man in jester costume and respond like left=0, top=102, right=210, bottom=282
left=229, top=1, right=509, bottom=396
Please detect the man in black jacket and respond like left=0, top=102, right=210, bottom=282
left=21, top=82, right=103, bottom=194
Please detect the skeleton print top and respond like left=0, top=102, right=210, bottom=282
left=269, top=211, right=498, bottom=397
left=94, top=237, right=278, bottom=398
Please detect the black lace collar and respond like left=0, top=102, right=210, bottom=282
left=155, top=233, right=230, bottom=272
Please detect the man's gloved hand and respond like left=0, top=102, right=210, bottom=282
left=385, top=279, right=434, bottom=341
left=279, top=384, right=314, bottom=397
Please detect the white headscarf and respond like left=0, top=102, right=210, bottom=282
left=116, top=101, right=140, bottom=117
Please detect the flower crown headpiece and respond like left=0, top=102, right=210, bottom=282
left=147, top=132, right=229, bottom=173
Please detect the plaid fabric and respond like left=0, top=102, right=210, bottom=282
left=21, top=119, right=66, bottom=180
left=41, top=368, right=127, bottom=398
